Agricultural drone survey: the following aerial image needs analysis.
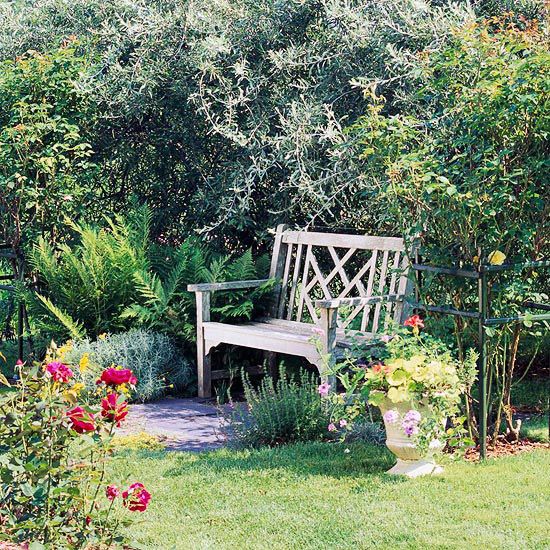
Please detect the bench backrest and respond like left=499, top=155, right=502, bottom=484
left=269, top=226, right=412, bottom=334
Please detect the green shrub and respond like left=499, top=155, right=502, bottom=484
left=30, top=206, right=151, bottom=340
left=30, top=204, right=273, bottom=351
left=224, top=367, right=332, bottom=447
left=0, top=44, right=97, bottom=250
left=65, top=330, right=193, bottom=403
left=124, top=243, right=274, bottom=346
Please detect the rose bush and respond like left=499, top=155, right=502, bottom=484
left=0, top=346, right=150, bottom=548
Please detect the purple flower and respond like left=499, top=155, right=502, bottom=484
left=380, top=334, right=391, bottom=343
left=383, top=410, right=399, bottom=424
left=328, top=423, right=337, bottom=432
left=403, top=410, right=421, bottom=423
left=318, top=382, right=331, bottom=397
left=403, top=423, right=419, bottom=437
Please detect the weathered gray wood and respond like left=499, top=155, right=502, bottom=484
left=318, top=306, right=338, bottom=388
left=189, top=227, right=411, bottom=396
left=187, top=279, right=271, bottom=292
left=315, top=294, right=406, bottom=309
left=372, top=249, right=390, bottom=333
left=282, top=231, right=405, bottom=251
left=286, top=243, right=303, bottom=320
left=269, top=224, right=289, bottom=316
left=296, top=245, right=313, bottom=322
left=196, top=291, right=211, bottom=398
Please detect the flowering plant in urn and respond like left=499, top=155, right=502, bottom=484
left=329, top=315, right=477, bottom=477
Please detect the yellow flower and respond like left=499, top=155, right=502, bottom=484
left=98, top=333, right=108, bottom=341
left=488, top=250, right=506, bottom=265
left=79, top=353, right=90, bottom=372
left=72, top=382, right=85, bottom=394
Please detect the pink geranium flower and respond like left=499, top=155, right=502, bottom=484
left=318, top=382, right=331, bottom=397
left=327, top=423, right=337, bottom=432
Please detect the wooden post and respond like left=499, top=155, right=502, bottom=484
left=267, top=224, right=289, bottom=377
left=196, top=291, right=211, bottom=398
left=318, top=306, right=338, bottom=387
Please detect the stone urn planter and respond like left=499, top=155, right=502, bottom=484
left=379, top=398, right=444, bottom=478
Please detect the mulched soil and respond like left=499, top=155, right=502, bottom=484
left=464, top=437, right=549, bottom=461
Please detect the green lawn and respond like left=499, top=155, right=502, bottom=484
left=110, top=443, right=549, bottom=549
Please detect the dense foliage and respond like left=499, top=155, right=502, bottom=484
left=0, top=45, right=96, bottom=249
left=29, top=205, right=272, bottom=344
left=0, top=0, right=491, bottom=247
left=353, top=17, right=549, bottom=439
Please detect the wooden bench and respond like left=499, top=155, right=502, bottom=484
left=188, top=226, right=413, bottom=398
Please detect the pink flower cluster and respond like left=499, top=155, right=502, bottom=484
left=318, top=382, right=331, bottom=397
left=328, top=419, right=348, bottom=432
left=402, top=409, right=422, bottom=437
left=45, top=361, right=74, bottom=383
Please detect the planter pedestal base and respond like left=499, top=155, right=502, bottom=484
left=387, top=459, right=443, bottom=478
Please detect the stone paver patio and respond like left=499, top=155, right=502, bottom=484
left=118, top=398, right=229, bottom=451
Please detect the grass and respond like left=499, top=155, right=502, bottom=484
left=109, top=442, right=550, bottom=549
left=521, top=415, right=549, bottom=442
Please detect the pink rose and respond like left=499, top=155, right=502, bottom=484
left=97, top=367, right=137, bottom=387
left=122, top=483, right=151, bottom=512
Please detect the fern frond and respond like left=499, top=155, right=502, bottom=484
left=36, top=294, right=86, bottom=340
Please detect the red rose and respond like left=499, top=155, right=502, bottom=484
left=122, top=482, right=151, bottom=512
left=101, top=393, right=129, bottom=426
left=105, top=484, right=120, bottom=501
left=45, top=361, right=74, bottom=383
left=66, top=406, right=95, bottom=433
left=404, top=315, right=425, bottom=329
left=97, top=367, right=137, bottom=387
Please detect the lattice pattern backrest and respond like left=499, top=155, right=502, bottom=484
left=270, top=229, right=410, bottom=334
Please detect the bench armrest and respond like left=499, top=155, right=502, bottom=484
left=187, top=278, right=272, bottom=293
left=315, top=294, right=406, bottom=309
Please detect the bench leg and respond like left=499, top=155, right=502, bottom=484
left=266, top=351, right=278, bottom=378
left=197, top=344, right=211, bottom=399
left=196, top=290, right=212, bottom=399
